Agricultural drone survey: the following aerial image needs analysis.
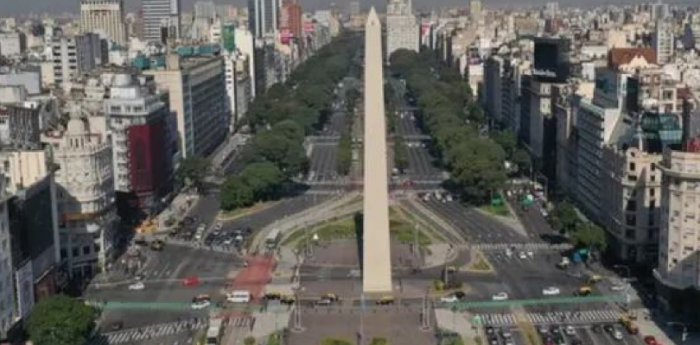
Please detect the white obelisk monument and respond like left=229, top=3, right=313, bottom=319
left=362, top=7, right=393, bottom=293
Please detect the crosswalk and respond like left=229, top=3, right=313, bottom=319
left=474, top=309, right=619, bottom=327
left=88, top=316, right=254, bottom=345
left=469, top=243, right=573, bottom=252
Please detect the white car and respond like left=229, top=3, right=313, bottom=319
left=518, top=252, right=527, bottom=259
left=613, top=330, right=623, bottom=340
left=191, top=300, right=211, bottom=310
left=564, top=325, right=576, bottom=336
left=128, top=282, right=145, bottom=291
left=440, top=295, right=460, bottom=303
left=610, top=283, right=626, bottom=291
left=542, top=286, right=560, bottom=296
left=492, top=292, right=509, bottom=301
left=527, top=251, right=534, bottom=258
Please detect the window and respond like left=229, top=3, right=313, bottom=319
left=651, top=163, right=656, bottom=171
left=650, top=189, right=655, bottom=197
left=629, top=162, right=636, bottom=171
left=626, top=214, right=636, bottom=227
left=82, top=246, right=90, bottom=255
left=626, top=199, right=636, bottom=211
left=649, top=214, right=655, bottom=226
left=72, top=247, right=79, bottom=257
left=648, top=227, right=658, bottom=240
left=625, top=229, right=635, bottom=239
left=60, top=249, right=67, bottom=260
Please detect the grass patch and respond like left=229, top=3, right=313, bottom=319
left=283, top=208, right=433, bottom=249
left=218, top=201, right=278, bottom=221
left=465, top=252, right=493, bottom=273
left=393, top=205, right=446, bottom=242
left=480, top=203, right=511, bottom=217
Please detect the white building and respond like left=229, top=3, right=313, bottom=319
left=142, top=0, right=181, bottom=42
left=0, top=175, right=12, bottom=339
left=653, top=19, right=673, bottom=64
left=386, top=0, right=419, bottom=61
left=80, top=0, right=127, bottom=46
left=223, top=51, right=251, bottom=133
left=234, top=27, right=256, bottom=98
left=656, top=148, right=700, bottom=302
left=0, top=32, right=27, bottom=57
left=49, top=34, right=105, bottom=87
left=42, top=106, right=117, bottom=278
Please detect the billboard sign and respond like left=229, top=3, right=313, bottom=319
left=15, top=261, right=35, bottom=319
left=280, top=28, right=293, bottom=44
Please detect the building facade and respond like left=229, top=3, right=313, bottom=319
left=42, top=108, right=117, bottom=278
left=0, top=176, right=12, bottom=339
left=0, top=32, right=27, bottom=57
left=386, top=0, right=419, bottom=61
left=248, top=0, right=281, bottom=38
left=142, top=0, right=181, bottom=42
left=146, top=55, right=227, bottom=159
left=80, top=0, right=127, bottom=46
left=49, top=34, right=106, bottom=87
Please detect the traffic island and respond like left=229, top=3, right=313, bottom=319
left=463, top=252, right=494, bottom=274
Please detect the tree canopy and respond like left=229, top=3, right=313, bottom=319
left=221, top=33, right=360, bottom=211
left=175, top=156, right=210, bottom=191
left=389, top=49, right=507, bottom=203
left=27, top=295, right=99, bottom=345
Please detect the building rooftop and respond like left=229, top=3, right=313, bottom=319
left=608, top=47, right=656, bottom=70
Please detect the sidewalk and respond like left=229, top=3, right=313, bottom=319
left=157, top=191, right=199, bottom=233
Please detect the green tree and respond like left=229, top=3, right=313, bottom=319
left=220, top=176, right=255, bottom=210
left=447, top=138, right=507, bottom=203
left=549, top=201, right=579, bottom=234
left=27, top=295, right=98, bottom=345
left=370, top=338, right=389, bottom=345
left=511, top=148, right=532, bottom=176
left=244, top=336, right=257, bottom=345
left=571, top=222, right=607, bottom=252
left=240, top=162, right=285, bottom=200
left=175, top=156, right=210, bottom=191
left=492, top=131, right=517, bottom=157
left=393, top=135, right=409, bottom=173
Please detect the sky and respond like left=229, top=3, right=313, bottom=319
left=0, top=0, right=697, bottom=17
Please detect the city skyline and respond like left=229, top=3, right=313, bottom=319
left=1, top=0, right=698, bottom=16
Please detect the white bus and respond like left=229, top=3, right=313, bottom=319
left=265, top=228, right=282, bottom=250
left=205, top=318, right=224, bottom=345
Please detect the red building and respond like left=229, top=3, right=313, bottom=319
left=280, top=0, right=302, bottom=44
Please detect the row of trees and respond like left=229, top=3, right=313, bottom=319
left=220, top=34, right=360, bottom=211
left=389, top=50, right=507, bottom=203
left=335, top=83, right=361, bottom=175
left=393, top=135, right=409, bottom=173
left=549, top=201, right=607, bottom=252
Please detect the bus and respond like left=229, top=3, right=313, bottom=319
left=265, top=228, right=282, bottom=250
left=205, top=318, right=224, bottom=345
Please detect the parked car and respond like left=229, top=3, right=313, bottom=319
left=492, top=292, right=509, bottom=301
left=564, top=325, right=576, bottom=336
left=542, top=286, right=561, bottom=296
left=128, top=282, right=145, bottom=291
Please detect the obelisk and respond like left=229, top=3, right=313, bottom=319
left=362, top=7, right=393, bottom=293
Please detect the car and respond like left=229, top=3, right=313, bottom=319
left=109, top=321, right=124, bottom=331
left=214, top=222, right=223, bottom=230
left=543, top=286, right=561, bottom=296
left=128, top=282, right=145, bottom=290
left=485, top=326, right=495, bottom=335
left=191, top=300, right=211, bottom=310
left=181, top=276, right=200, bottom=287
left=551, top=325, right=561, bottom=334
left=492, top=292, right=509, bottom=301
left=519, top=252, right=527, bottom=259
left=604, top=324, right=615, bottom=333
left=610, top=283, right=626, bottom=291
left=504, top=340, right=514, bottom=345
left=570, top=338, right=583, bottom=345
left=440, top=294, right=460, bottom=303
left=527, top=251, right=534, bottom=258
left=538, top=326, right=549, bottom=334
left=564, top=325, right=576, bottom=336
left=488, top=336, right=498, bottom=345
left=613, top=330, right=624, bottom=340
left=375, top=296, right=395, bottom=305
left=591, top=325, right=602, bottom=333
left=644, top=336, right=658, bottom=345
left=553, top=334, right=566, bottom=345
left=500, top=329, right=513, bottom=339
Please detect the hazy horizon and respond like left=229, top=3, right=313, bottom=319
left=0, top=0, right=697, bottom=17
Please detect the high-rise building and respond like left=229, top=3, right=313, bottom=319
left=349, top=1, right=360, bottom=17
left=146, top=54, right=228, bottom=159
left=41, top=107, right=118, bottom=278
left=0, top=176, right=12, bottom=339
left=653, top=19, right=673, bottom=64
left=280, top=0, right=302, bottom=44
left=470, top=0, right=482, bottom=19
left=103, top=74, right=175, bottom=216
left=142, top=0, right=181, bottom=42
left=386, top=0, right=419, bottom=61
left=49, top=34, right=107, bottom=87
left=224, top=51, right=252, bottom=133
left=80, top=0, right=127, bottom=45
left=248, top=0, right=281, bottom=38
left=656, top=148, right=700, bottom=309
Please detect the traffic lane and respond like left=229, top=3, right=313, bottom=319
left=309, top=144, right=338, bottom=181
left=138, top=245, right=242, bottom=281
left=512, top=201, right=557, bottom=242
left=186, top=191, right=220, bottom=229
left=100, top=309, right=207, bottom=333
left=225, top=194, right=330, bottom=231
left=421, top=199, right=526, bottom=244
left=406, top=145, right=442, bottom=179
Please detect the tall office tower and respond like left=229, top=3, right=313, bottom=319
left=80, top=0, right=127, bottom=45
left=349, top=1, right=360, bottom=17
left=653, top=19, right=674, bottom=64
left=470, top=0, right=482, bottom=19
left=248, top=0, right=282, bottom=38
left=386, top=0, right=419, bottom=61
left=142, top=0, right=181, bottom=42
left=280, top=0, right=302, bottom=42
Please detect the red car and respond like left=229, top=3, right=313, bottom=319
left=181, top=276, right=200, bottom=287
left=644, top=336, right=657, bottom=345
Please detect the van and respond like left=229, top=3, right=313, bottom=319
left=226, top=290, right=251, bottom=303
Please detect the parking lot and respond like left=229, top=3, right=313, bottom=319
left=479, top=323, right=645, bottom=345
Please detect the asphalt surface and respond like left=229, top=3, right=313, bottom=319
left=309, top=143, right=340, bottom=182
left=419, top=198, right=528, bottom=244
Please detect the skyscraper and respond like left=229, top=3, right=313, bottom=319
left=386, top=0, right=419, bottom=61
left=142, top=0, right=181, bottom=42
left=653, top=19, right=673, bottom=64
left=248, top=0, right=281, bottom=38
left=80, top=0, right=127, bottom=45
